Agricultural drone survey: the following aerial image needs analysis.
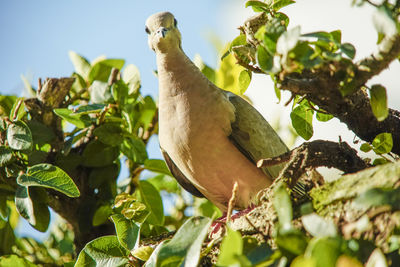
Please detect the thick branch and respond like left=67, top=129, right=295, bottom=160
left=257, top=140, right=369, bottom=186
left=355, top=35, right=400, bottom=88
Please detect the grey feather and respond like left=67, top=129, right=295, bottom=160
left=161, top=148, right=205, bottom=198
left=227, top=92, right=289, bottom=178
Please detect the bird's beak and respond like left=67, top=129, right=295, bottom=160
left=156, top=27, right=168, bottom=38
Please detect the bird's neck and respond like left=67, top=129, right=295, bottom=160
left=156, top=48, right=207, bottom=97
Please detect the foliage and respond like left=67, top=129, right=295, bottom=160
left=1, top=0, right=400, bottom=266
left=0, top=50, right=219, bottom=266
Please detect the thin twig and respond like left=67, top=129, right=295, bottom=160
left=226, top=182, right=239, bottom=225
left=12, top=99, right=23, bottom=121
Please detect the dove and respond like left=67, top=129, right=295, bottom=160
left=145, top=11, right=288, bottom=212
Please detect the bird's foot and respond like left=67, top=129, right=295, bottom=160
left=209, top=204, right=256, bottom=238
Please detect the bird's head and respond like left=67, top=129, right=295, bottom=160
left=145, top=12, right=181, bottom=53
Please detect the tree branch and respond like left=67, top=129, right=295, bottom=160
left=257, top=140, right=369, bottom=186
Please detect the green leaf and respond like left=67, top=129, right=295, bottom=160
left=53, top=108, right=93, bottom=129
left=92, top=205, right=113, bottom=226
left=238, top=70, right=252, bottom=94
left=89, top=80, right=113, bottom=104
left=10, top=98, right=26, bottom=121
left=340, top=43, right=356, bottom=59
left=0, top=255, right=38, bottom=267
left=88, top=59, right=125, bottom=83
left=330, top=30, right=342, bottom=43
left=147, top=175, right=179, bottom=193
left=121, top=201, right=149, bottom=223
left=290, top=105, right=314, bottom=140
left=242, top=237, right=273, bottom=265
left=372, top=132, right=393, bottom=154
left=69, top=51, right=91, bottom=79
left=0, top=146, right=14, bottom=167
left=0, top=95, right=17, bottom=117
left=273, top=183, right=293, bottom=231
left=272, top=0, right=295, bottom=11
left=256, top=45, right=273, bottom=72
left=217, top=227, right=244, bottom=266
left=15, top=186, right=50, bottom=232
left=17, top=163, right=80, bottom=197
left=26, top=120, right=56, bottom=145
left=82, top=140, right=120, bottom=167
left=122, top=64, right=141, bottom=94
left=305, top=237, right=343, bottom=267
left=369, top=84, right=388, bottom=121
left=93, top=123, right=124, bottom=146
left=75, top=104, right=106, bottom=114
left=373, top=158, right=388, bottom=165
left=120, top=137, right=148, bottom=164
left=132, top=246, right=154, bottom=261
left=360, top=143, right=373, bottom=153
left=277, top=26, right=301, bottom=56
left=245, top=1, right=271, bottom=12
left=111, top=214, right=140, bottom=251
left=144, top=159, right=172, bottom=176
left=88, top=164, right=119, bottom=188
left=153, top=216, right=212, bottom=267
left=230, top=34, right=247, bottom=49
left=7, top=120, right=33, bottom=151
left=316, top=111, right=333, bottom=122
left=75, top=235, right=129, bottom=267
left=366, top=248, right=388, bottom=267
left=354, top=187, right=400, bottom=210
left=138, top=180, right=164, bottom=226
left=0, top=195, right=9, bottom=220
left=276, top=229, right=308, bottom=256
left=302, top=213, right=337, bottom=237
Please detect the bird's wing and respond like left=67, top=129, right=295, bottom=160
left=161, top=148, right=205, bottom=198
left=227, top=93, right=289, bottom=178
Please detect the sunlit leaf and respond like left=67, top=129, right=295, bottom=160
left=0, top=254, right=37, bottom=267
left=277, top=26, right=301, bottom=56
left=111, top=214, right=140, bottom=251
left=138, top=180, right=164, bottom=226
left=372, top=132, right=393, bottom=154
left=302, top=213, right=337, bottom=237
left=0, top=146, right=14, bottom=167
left=150, top=216, right=212, bottom=267
left=53, top=108, right=93, bottom=129
left=257, top=45, right=273, bottom=72
left=17, top=163, right=80, bottom=197
left=69, top=51, right=91, bottom=79
left=273, top=183, right=293, bottom=231
left=7, top=120, right=33, bottom=151
left=15, top=186, right=50, bottom=232
left=369, top=84, right=388, bottom=121
left=75, top=235, right=129, bottom=267
left=144, top=159, right=171, bottom=176
left=217, top=227, right=244, bottom=266
left=305, top=237, right=343, bottom=267
left=88, top=59, right=125, bottom=83
left=238, top=69, right=252, bottom=94
left=290, top=105, right=314, bottom=140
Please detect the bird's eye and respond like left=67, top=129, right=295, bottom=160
left=174, top=18, right=178, bottom=27
left=145, top=26, right=150, bottom=34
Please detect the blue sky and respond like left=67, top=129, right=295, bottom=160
left=0, top=0, right=242, bottom=240
left=0, top=0, right=237, bottom=97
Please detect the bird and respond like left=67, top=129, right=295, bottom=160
left=145, top=11, right=289, bottom=212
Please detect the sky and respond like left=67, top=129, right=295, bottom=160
left=1, top=0, right=399, bottom=240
